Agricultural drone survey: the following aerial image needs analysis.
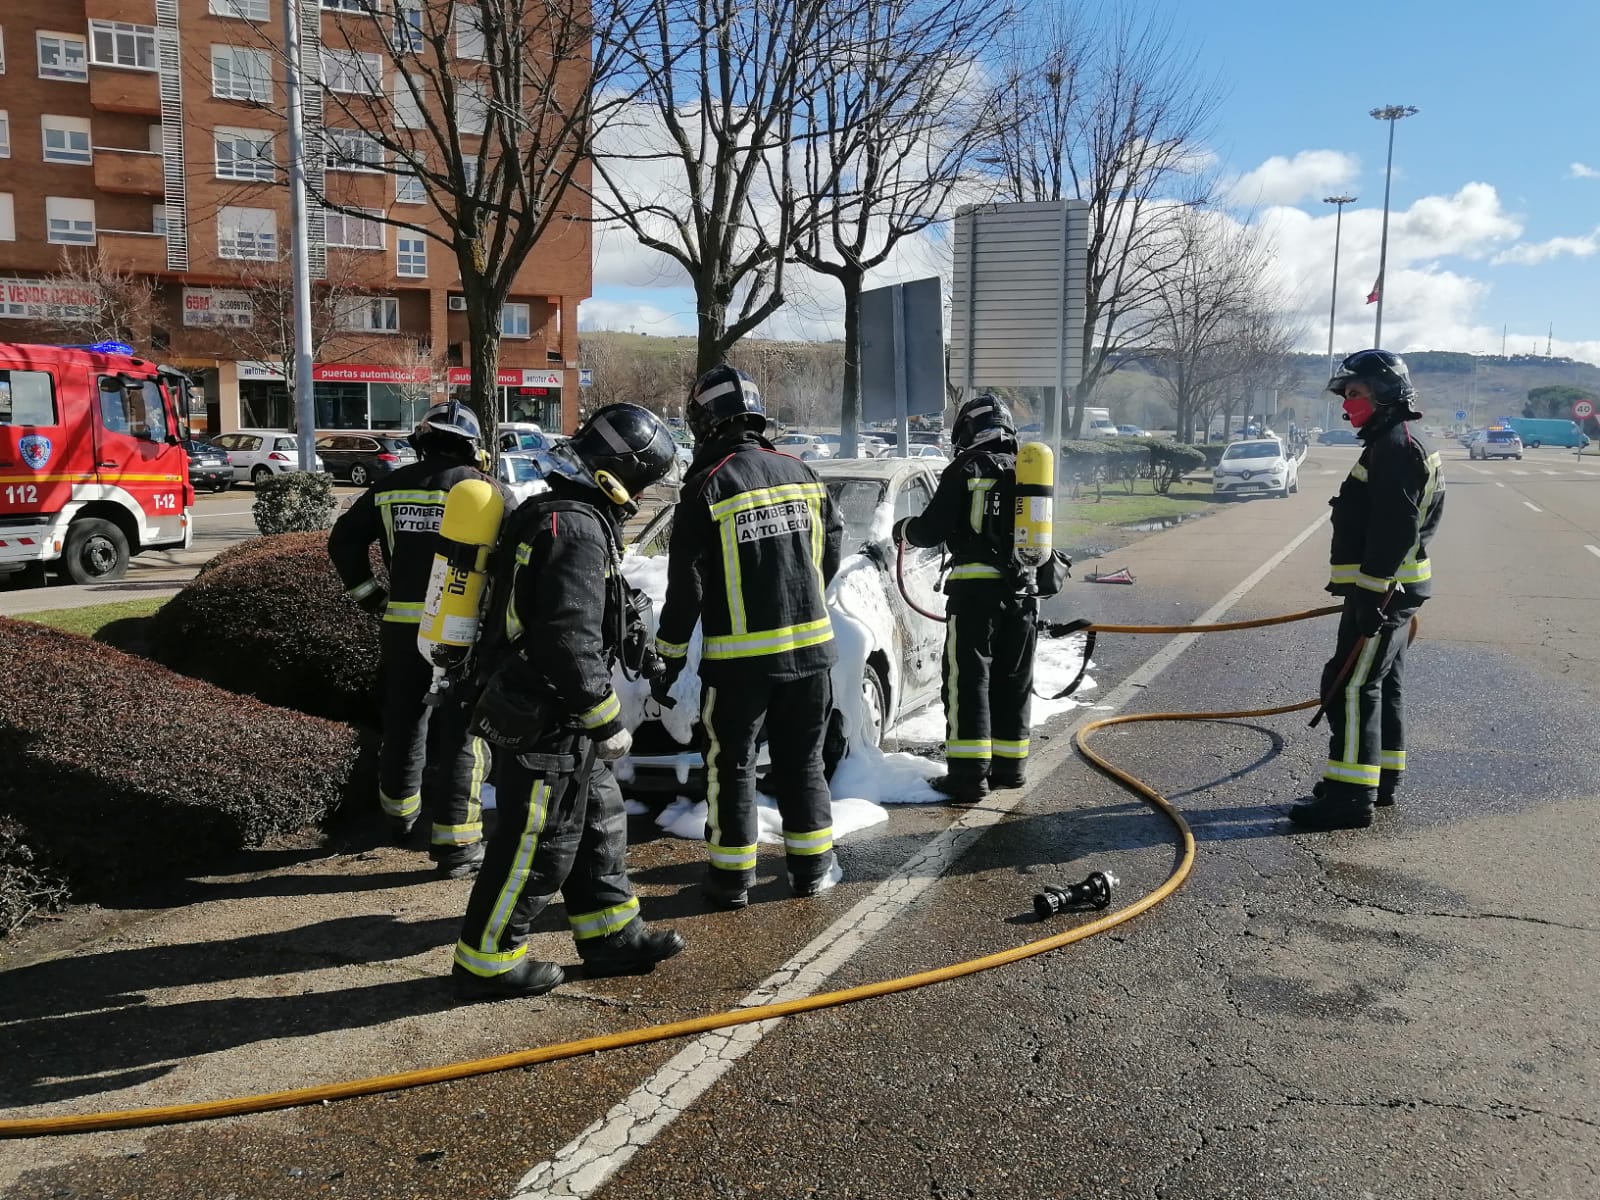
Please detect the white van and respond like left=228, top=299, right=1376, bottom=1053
left=1081, top=407, right=1118, bottom=440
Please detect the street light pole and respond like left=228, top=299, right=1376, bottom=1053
left=1369, top=104, right=1419, bottom=348
left=1323, top=194, right=1356, bottom=433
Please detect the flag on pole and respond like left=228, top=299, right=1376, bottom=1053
left=1366, top=277, right=1382, bottom=304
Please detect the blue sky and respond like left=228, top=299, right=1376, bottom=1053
left=583, top=0, right=1600, bottom=364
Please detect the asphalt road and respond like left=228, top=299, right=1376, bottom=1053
left=2, top=442, right=1597, bottom=1199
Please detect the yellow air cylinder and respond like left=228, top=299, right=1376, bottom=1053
left=1013, top=441, right=1054, bottom=569
left=418, top=479, right=505, bottom=683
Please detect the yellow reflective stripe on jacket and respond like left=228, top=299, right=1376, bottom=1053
left=707, top=481, right=827, bottom=520
left=717, top=517, right=749, bottom=634
left=1349, top=462, right=1368, bottom=482
left=378, top=489, right=449, bottom=506
left=383, top=600, right=425, bottom=623
left=702, top=617, right=834, bottom=660
left=655, top=637, right=689, bottom=659
left=968, top=477, right=995, bottom=533
left=346, top=578, right=380, bottom=601
left=577, top=691, right=622, bottom=730
left=948, top=563, right=1005, bottom=581
left=568, top=896, right=640, bottom=941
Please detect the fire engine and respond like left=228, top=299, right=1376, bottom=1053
left=0, top=342, right=195, bottom=584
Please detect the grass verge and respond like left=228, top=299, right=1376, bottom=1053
left=1058, top=479, right=1216, bottom=553
left=18, top=597, right=169, bottom=639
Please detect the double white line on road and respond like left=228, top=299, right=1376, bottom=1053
left=510, top=509, right=1334, bottom=1200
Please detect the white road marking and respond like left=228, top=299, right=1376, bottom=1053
left=1510, top=469, right=1529, bottom=476
left=1462, top=465, right=1487, bottom=475
left=1579, top=469, right=1596, bottom=477
left=510, top=510, right=1336, bottom=1200
left=1587, top=546, right=1600, bottom=562
left=1542, top=470, right=1559, bottom=476
left=1523, top=501, right=1543, bottom=513
left=1495, top=482, right=1506, bottom=489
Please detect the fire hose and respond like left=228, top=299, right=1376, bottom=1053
left=0, top=599, right=1398, bottom=1140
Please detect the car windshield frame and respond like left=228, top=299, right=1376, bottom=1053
left=1222, top=442, right=1283, bottom=460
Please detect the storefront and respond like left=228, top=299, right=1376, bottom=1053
left=447, top=368, right=564, bottom=429
left=237, top=362, right=440, bottom=432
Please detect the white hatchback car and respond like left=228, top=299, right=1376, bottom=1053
left=1212, top=437, right=1299, bottom=499
left=210, top=429, right=326, bottom=485
left=772, top=433, right=834, bottom=461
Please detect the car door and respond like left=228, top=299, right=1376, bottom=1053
left=91, top=373, right=187, bottom=543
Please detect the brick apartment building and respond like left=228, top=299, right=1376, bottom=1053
left=0, top=0, right=591, bottom=435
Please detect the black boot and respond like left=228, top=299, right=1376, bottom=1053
left=930, top=774, right=989, bottom=804
left=1289, top=783, right=1375, bottom=831
left=988, top=765, right=1027, bottom=791
left=452, top=957, right=564, bottom=1003
left=1376, top=769, right=1400, bottom=808
left=581, top=921, right=686, bottom=977
left=787, top=852, right=843, bottom=897
left=387, top=814, right=419, bottom=846
left=703, top=868, right=751, bottom=911
left=431, top=842, right=485, bottom=879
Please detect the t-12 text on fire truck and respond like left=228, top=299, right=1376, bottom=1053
left=0, top=341, right=196, bottom=584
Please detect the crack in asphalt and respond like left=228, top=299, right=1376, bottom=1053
left=1282, top=1093, right=1600, bottom=1131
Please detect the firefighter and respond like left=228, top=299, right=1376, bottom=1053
left=453, top=403, right=686, bottom=1000
left=329, top=401, right=494, bottom=878
left=1291, top=349, right=1445, bottom=831
left=651, top=366, right=845, bottom=911
left=892, top=393, right=1036, bottom=803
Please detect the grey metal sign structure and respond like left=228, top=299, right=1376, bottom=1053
left=860, top=277, right=945, bottom=455
left=949, top=199, right=1090, bottom=450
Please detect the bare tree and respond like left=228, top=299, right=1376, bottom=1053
left=986, top=4, right=1222, bottom=437
left=790, top=0, right=1012, bottom=456
left=590, top=0, right=830, bottom=376
left=39, top=249, right=160, bottom=350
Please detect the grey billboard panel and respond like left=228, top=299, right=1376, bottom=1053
left=860, top=276, right=945, bottom=422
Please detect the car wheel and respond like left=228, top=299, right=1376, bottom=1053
left=60, top=518, right=130, bottom=584
left=213, top=482, right=231, bottom=493
left=349, top=464, right=370, bottom=487
left=251, top=465, right=273, bottom=485
left=1529, top=441, right=1540, bottom=449
left=1516, top=454, right=1523, bottom=460
left=859, top=666, right=888, bottom=749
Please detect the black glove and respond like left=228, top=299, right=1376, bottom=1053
left=355, top=585, right=388, bottom=616
left=1348, top=588, right=1389, bottom=638
left=468, top=667, right=554, bottom=753
left=649, top=655, right=685, bottom=708
left=891, top=517, right=911, bottom=545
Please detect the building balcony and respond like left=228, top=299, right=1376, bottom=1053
left=89, top=67, right=161, bottom=117
left=97, top=230, right=169, bottom=274
left=94, top=147, right=165, bottom=196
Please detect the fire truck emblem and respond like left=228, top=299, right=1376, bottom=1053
left=18, top=435, right=53, bottom=470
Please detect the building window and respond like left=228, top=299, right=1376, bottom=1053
left=393, top=74, right=426, bottom=129
left=46, top=197, right=96, bottom=245
left=457, top=81, right=488, bottom=135
left=325, top=208, right=384, bottom=249
left=321, top=49, right=381, bottom=94
left=218, top=205, right=277, bottom=259
left=0, top=28, right=7, bottom=74
left=209, top=0, right=270, bottom=19
left=0, top=194, right=14, bottom=242
left=454, top=6, right=486, bottom=60
left=322, top=0, right=376, bottom=11
left=325, top=128, right=383, bottom=172
left=152, top=204, right=168, bottom=235
left=37, top=32, right=88, bottom=82
left=501, top=303, right=530, bottom=338
left=339, top=295, right=400, bottom=333
left=0, top=112, right=9, bottom=158
left=396, top=0, right=424, bottom=52
left=42, top=115, right=93, bottom=165
left=214, top=127, right=275, bottom=181
left=212, top=45, right=271, bottom=103
left=397, top=235, right=426, bottom=277
left=395, top=169, right=426, bottom=204
left=89, top=21, right=157, bottom=71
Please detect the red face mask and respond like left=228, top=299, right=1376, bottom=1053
left=1342, top=393, right=1376, bottom=428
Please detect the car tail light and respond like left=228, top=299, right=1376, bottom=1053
left=377, top=453, right=399, bottom=462
left=268, top=451, right=291, bottom=461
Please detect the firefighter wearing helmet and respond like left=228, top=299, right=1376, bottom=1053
left=1291, top=348, right=1446, bottom=831
left=892, top=393, right=1039, bottom=803
left=452, top=403, right=686, bottom=1000
left=329, top=400, right=500, bottom=877
left=651, top=365, right=845, bottom=911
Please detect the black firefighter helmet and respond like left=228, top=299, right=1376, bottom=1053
left=1326, top=349, right=1417, bottom=406
left=951, top=392, right=1017, bottom=453
left=686, top=364, right=766, bottom=444
left=560, top=403, right=677, bottom=506
left=410, top=400, right=484, bottom=458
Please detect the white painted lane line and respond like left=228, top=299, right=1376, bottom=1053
left=1495, top=482, right=1506, bottom=489
left=511, top=511, right=1335, bottom=1200
left=1579, top=469, right=1596, bottom=476
left=1542, top=470, right=1559, bottom=476
left=1462, top=465, right=1487, bottom=475
left=1587, top=546, right=1600, bottom=562
left=1510, top=469, right=1530, bottom=476
left=1523, top=501, right=1543, bottom=512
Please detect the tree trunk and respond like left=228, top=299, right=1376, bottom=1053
left=463, top=294, right=502, bottom=467
left=696, top=291, right=729, bottom=377
left=838, top=265, right=863, bottom=459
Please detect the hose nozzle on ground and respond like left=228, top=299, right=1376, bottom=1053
left=1033, top=871, right=1118, bottom=918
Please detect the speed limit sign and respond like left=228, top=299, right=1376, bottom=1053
left=1574, top=398, right=1596, bottom=421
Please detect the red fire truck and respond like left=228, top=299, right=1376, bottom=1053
left=0, top=342, right=195, bottom=584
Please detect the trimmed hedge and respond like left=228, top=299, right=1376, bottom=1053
left=1056, top=437, right=1207, bottom=497
left=148, top=532, right=383, bottom=725
left=0, top=617, right=367, bottom=931
left=253, top=471, right=338, bottom=535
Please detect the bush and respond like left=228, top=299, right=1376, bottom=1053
left=0, top=816, right=69, bottom=937
left=0, top=618, right=367, bottom=923
left=253, top=471, right=337, bottom=535
left=1149, top=441, right=1207, bottom=493
left=148, top=532, right=383, bottom=725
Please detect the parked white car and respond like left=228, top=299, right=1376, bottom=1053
left=772, top=433, right=834, bottom=461
left=495, top=451, right=551, bottom=508
left=1212, top=437, right=1299, bottom=499
left=210, top=429, right=326, bottom=485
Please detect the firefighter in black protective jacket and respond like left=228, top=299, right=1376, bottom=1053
left=1290, top=349, right=1445, bottom=831
left=893, top=394, right=1035, bottom=804
left=651, top=366, right=845, bottom=911
left=452, top=403, right=686, bottom=1001
left=328, top=401, right=495, bottom=878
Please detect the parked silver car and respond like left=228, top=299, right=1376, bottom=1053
left=210, top=429, right=326, bottom=485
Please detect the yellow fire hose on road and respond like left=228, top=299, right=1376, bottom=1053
left=1, top=605, right=1358, bottom=1140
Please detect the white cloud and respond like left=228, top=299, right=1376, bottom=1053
left=1569, top=162, right=1600, bottom=179
left=1492, top=226, right=1600, bottom=266
left=1224, top=150, right=1360, bottom=207
left=577, top=297, right=696, bottom=336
